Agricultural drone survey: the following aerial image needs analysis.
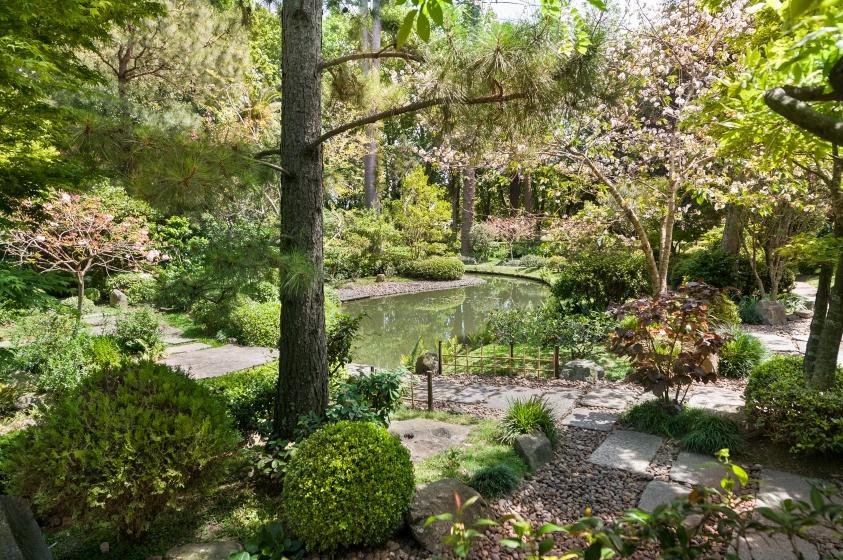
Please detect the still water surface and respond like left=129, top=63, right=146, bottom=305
left=342, top=275, right=550, bottom=368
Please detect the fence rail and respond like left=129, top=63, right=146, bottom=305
left=438, top=340, right=561, bottom=379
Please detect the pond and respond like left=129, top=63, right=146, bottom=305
left=342, top=275, right=551, bottom=369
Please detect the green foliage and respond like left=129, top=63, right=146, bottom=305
left=0, top=264, right=67, bottom=311
left=8, top=362, right=238, bottom=537
left=282, top=421, right=415, bottom=552
left=0, top=430, right=25, bottom=494
left=113, top=308, right=163, bottom=359
left=672, top=246, right=795, bottom=296
left=498, top=396, right=560, bottom=448
left=228, top=299, right=281, bottom=347
left=328, top=369, right=406, bottom=425
left=60, top=295, right=95, bottom=314
left=84, top=287, right=102, bottom=302
left=2, top=309, right=97, bottom=394
left=533, top=308, right=614, bottom=360
left=327, top=313, right=363, bottom=376
left=468, top=464, right=520, bottom=499
left=389, top=167, right=451, bottom=258
left=202, top=362, right=277, bottom=435
left=552, top=250, right=650, bottom=312
left=519, top=254, right=547, bottom=269
left=400, top=256, right=465, bottom=280
left=719, top=330, right=766, bottom=378
left=470, top=222, right=497, bottom=262
left=709, top=294, right=741, bottom=327
left=0, top=382, right=20, bottom=417
left=89, top=336, right=125, bottom=371
left=229, top=521, right=304, bottom=560
left=106, top=273, right=157, bottom=305
left=745, top=356, right=843, bottom=455
left=620, top=400, right=742, bottom=455
left=738, top=296, right=764, bottom=324
left=486, top=308, right=529, bottom=346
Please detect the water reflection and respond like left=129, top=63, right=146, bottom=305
left=342, top=275, right=550, bottom=368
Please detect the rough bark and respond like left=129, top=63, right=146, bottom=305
left=657, top=178, right=679, bottom=294
left=764, top=87, right=843, bottom=145
left=274, top=0, right=327, bottom=439
left=460, top=166, right=476, bottom=256
left=448, top=171, right=460, bottom=232
left=508, top=173, right=520, bottom=215
left=361, top=0, right=381, bottom=209
left=721, top=205, right=743, bottom=255
left=75, top=272, right=86, bottom=328
left=811, top=251, right=843, bottom=389
left=804, top=263, right=831, bottom=381
left=523, top=171, right=533, bottom=214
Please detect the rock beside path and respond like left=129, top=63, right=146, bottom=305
left=560, top=359, right=604, bottom=382
left=756, top=300, right=787, bottom=325
left=165, top=541, right=242, bottom=560
left=406, top=479, right=489, bottom=554
left=514, top=432, right=553, bottom=471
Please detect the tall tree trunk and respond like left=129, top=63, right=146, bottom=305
left=460, top=166, right=476, bottom=256
left=657, top=179, right=679, bottom=294
left=523, top=171, right=533, bottom=214
left=274, top=0, right=327, bottom=439
left=804, top=263, right=832, bottom=381
left=508, top=173, right=520, bottom=215
left=75, top=272, right=86, bottom=331
left=810, top=252, right=843, bottom=389
left=448, top=171, right=460, bottom=232
left=361, top=0, right=380, bottom=209
left=721, top=205, right=743, bottom=255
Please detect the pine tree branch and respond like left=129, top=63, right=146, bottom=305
left=319, top=50, right=424, bottom=71
left=311, top=92, right=527, bottom=148
left=764, top=87, right=843, bottom=144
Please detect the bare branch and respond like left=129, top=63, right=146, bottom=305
left=319, top=50, right=424, bottom=71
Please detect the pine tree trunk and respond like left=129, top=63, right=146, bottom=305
left=460, top=166, right=476, bottom=257
left=361, top=0, right=380, bottom=209
left=274, top=0, right=327, bottom=439
left=449, top=171, right=460, bottom=232
left=804, top=263, right=831, bottom=381
left=810, top=252, right=843, bottom=389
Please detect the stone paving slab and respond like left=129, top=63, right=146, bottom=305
left=542, top=388, right=581, bottom=417
left=686, top=386, right=744, bottom=414
left=561, top=407, right=618, bottom=432
left=163, top=342, right=213, bottom=356
left=670, top=452, right=738, bottom=491
left=732, top=533, right=818, bottom=560
left=389, top=418, right=472, bottom=462
left=588, top=430, right=663, bottom=474
left=162, top=334, right=196, bottom=345
left=159, top=344, right=278, bottom=379
left=637, top=480, right=687, bottom=512
left=756, top=468, right=823, bottom=509
left=580, top=386, right=640, bottom=410
left=749, top=331, right=801, bottom=354
left=432, top=382, right=581, bottom=414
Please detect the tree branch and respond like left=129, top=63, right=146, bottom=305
left=255, top=148, right=282, bottom=159
left=764, top=87, right=843, bottom=144
left=311, top=92, right=527, bottom=148
left=319, top=50, right=424, bottom=71
left=780, top=85, right=841, bottom=102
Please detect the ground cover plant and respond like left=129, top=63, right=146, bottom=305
left=498, top=396, right=560, bottom=448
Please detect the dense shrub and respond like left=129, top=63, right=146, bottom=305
left=0, top=383, right=19, bottom=416
left=620, top=400, right=742, bottom=455
left=113, top=307, right=163, bottom=359
left=244, top=280, right=279, bottom=303
left=228, top=299, right=281, bottom=347
left=8, top=362, right=238, bottom=537
left=328, top=368, right=406, bottom=425
left=283, top=421, right=414, bottom=552
left=399, top=256, right=464, bottom=280
left=499, top=396, right=560, bottom=447
left=719, top=331, right=765, bottom=378
left=0, top=430, right=25, bottom=493
left=202, top=362, right=277, bottom=435
left=189, top=296, right=237, bottom=336
left=710, top=294, right=741, bottom=327
left=519, top=254, right=547, bottom=269
left=84, top=287, right=102, bottom=302
left=60, top=295, right=95, bottom=314
left=468, top=464, right=520, bottom=499
left=105, top=272, right=157, bottom=305
left=672, top=246, right=795, bottom=295
left=533, top=308, right=614, bottom=360
left=738, top=296, right=764, bottom=324
left=89, top=336, right=125, bottom=371
left=552, top=250, right=650, bottom=312
left=470, top=222, right=497, bottom=262
left=745, top=356, right=843, bottom=455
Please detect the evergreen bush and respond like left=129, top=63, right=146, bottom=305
left=105, top=272, right=157, bottom=305
left=468, top=464, right=520, bottom=499
left=400, top=256, right=464, bottom=280
left=202, top=362, right=277, bottom=435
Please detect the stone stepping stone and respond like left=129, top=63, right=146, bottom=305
left=159, top=344, right=278, bottom=379
left=542, top=388, right=581, bottom=417
left=686, top=386, right=744, bottom=414
left=755, top=469, right=824, bottom=510
left=162, top=333, right=196, bottom=345
left=580, top=386, right=639, bottom=410
left=164, top=342, right=212, bottom=356
left=670, top=452, right=740, bottom=491
left=389, top=418, right=472, bottom=462
left=751, top=332, right=800, bottom=354
left=561, top=407, right=618, bottom=432
left=588, top=430, right=663, bottom=474
left=637, top=480, right=687, bottom=512
left=732, top=533, right=818, bottom=560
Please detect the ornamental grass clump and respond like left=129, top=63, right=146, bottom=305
left=282, top=420, right=414, bottom=553
left=498, top=396, right=560, bottom=447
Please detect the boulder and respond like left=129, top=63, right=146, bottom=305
left=109, top=288, right=129, bottom=309
left=702, top=353, right=719, bottom=375
left=514, top=432, right=553, bottom=471
left=560, top=359, right=604, bottom=382
left=415, top=352, right=439, bottom=376
left=756, top=300, right=787, bottom=326
left=406, top=479, right=490, bottom=554
left=795, top=309, right=813, bottom=319
left=165, top=542, right=242, bottom=560
left=375, top=273, right=386, bottom=283
left=0, top=495, right=53, bottom=560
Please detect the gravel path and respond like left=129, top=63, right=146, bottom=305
left=336, top=276, right=485, bottom=302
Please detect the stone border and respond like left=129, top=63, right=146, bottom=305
left=336, top=276, right=485, bottom=302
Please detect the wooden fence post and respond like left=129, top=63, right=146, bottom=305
left=429, top=341, right=440, bottom=411
left=553, top=346, right=559, bottom=379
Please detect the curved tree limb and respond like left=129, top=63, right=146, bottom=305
left=319, top=50, right=424, bottom=71
left=311, top=92, right=527, bottom=148
left=764, top=87, right=843, bottom=144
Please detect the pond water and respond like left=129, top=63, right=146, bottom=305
left=342, top=275, right=551, bottom=368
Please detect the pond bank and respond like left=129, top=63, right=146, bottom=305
left=336, top=275, right=485, bottom=302
left=463, top=263, right=556, bottom=285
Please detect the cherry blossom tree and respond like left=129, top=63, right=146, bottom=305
left=1, top=191, right=155, bottom=320
left=487, top=215, right=534, bottom=260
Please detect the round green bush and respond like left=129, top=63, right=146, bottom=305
left=719, top=331, right=765, bottom=378
left=399, top=256, right=464, bottom=281
left=745, top=356, right=843, bottom=455
left=84, top=288, right=102, bottom=303
left=105, top=272, right=157, bottom=305
left=202, top=362, right=277, bottom=434
left=228, top=299, right=281, bottom=347
left=552, top=250, right=650, bottom=312
left=8, top=362, right=238, bottom=537
left=283, top=420, right=414, bottom=552
left=468, top=464, right=520, bottom=498
left=470, top=222, right=497, bottom=262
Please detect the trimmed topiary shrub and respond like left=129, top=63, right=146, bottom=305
left=745, top=356, right=843, bottom=455
left=399, top=256, right=464, bottom=281
left=552, top=250, right=650, bottom=312
left=228, top=299, right=281, bottom=347
left=282, top=420, right=414, bottom=552
left=8, top=362, right=238, bottom=537
left=468, top=464, right=520, bottom=499
left=202, top=361, right=277, bottom=435
left=719, top=330, right=765, bottom=378
left=520, top=254, right=547, bottom=269
left=498, top=396, right=560, bottom=447
left=105, top=272, right=157, bottom=305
